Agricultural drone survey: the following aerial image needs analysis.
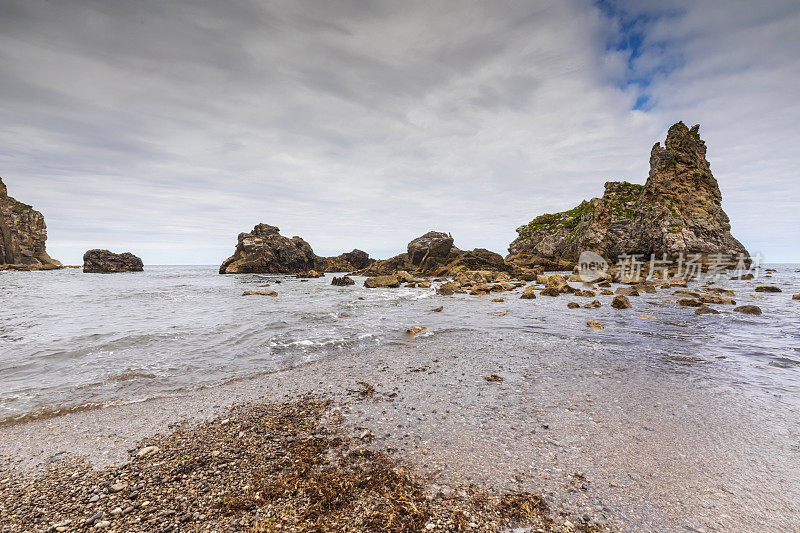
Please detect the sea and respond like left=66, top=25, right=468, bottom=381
left=1, top=264, right=799, bottom=424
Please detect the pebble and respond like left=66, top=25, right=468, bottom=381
left=89, top=494, right=100, bottom=503
left=95, top=521, right=110, bottom=528
left=85, top=512, right=103, bottom=526
left=136, top=445, right=160, bottom=458
left=110, top=482, right=126, bottom=492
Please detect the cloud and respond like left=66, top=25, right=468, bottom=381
left=0, top=0, right=797, bottom=264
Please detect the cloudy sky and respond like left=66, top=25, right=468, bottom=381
left=1, top=0, right=798, bottom=264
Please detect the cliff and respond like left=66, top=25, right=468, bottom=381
left=0, top=177, right=61, bottom=270
left=508, top=122, right=749, bottom=269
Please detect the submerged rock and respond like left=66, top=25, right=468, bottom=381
left=508, top=123, right=750, bottom=270
left=734, top=305, right=762, bottom=315
left=754, top=286, right=782, bottom=293
left=695, top=305, right=720, bottom=315
left=0, top=177, right=62, bottom=270
left=83, top=250, right=143, bottom=273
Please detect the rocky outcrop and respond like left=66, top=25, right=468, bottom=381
left=509, top=122, right=749, bottom=270
left=220, top=224, right=316, bottom=274
left=357, top=231, right=512, bottom=280
left=0, top=177, right=61, bottom=270
left=219, top=224, right=372, bottom=274
left=83, top=249, right=144, bottom=273
left=314, top=249, right=373, bottom=272
left=407, top=231, right=453, bottom=265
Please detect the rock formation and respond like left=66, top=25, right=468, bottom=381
left=508, top=122, right=749, bottom=270
left=407, top=231, right=454, bottom=265
left=83, top=249, right=144, bottom=273
left=220, top=224, right=316, bottom=274
left=0, top=177, right=61, bottom=270
left=219, top=224, right=373, bottom=274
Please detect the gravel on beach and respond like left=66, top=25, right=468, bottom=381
left=0, top=395, right=606, bottom=533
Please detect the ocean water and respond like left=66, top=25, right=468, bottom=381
left=1, top=265, right=799, bottom=423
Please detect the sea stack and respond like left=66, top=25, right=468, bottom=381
left=0, top=176, right=62, bottom=270
left=83, top=249, right=144, bottom=273
left=219, top=223, right=373, bottom=274
left=507, top=122, right=749, bottom=269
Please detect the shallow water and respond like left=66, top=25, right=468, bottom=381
left=1, top=265, right=799, bottom=422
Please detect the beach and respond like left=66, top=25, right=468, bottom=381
left=2, top=321, right=799, bottom=531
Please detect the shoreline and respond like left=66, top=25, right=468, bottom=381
left=2, top=329, right=799, bottom=531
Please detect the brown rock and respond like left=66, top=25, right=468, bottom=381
left=364, top=275, right=400, bottom=288
left=83, top=250, right=143, bottom=273
left=734, top=305, right=762, bottom=315
left=615, top=286, right=639, bottom=297
left=0, top=177, right=61, bottom=270
left=431, top=306, right=443, bottom=312
left=583, top=300, right=602, bottom=308
left=755, top=286, right=782, bottom=293
left=611, top=295, right=631, bottom=309
left=695, top=306, right=720, bottom=315
left=567, top=302, right=580, bottom=309
left=331, top=276, right=355, bottom=286
left=406, top=326, right=427, bottom=335
left=587, top=320, right=605, bottom=330
left=219, top=224, right=316, bottom=274
left=677, top=298, right=702, bottom=307
left=242, top=290, right=277, bottom=296
left=699, top=294, right=735, bottom=305
left=296, top=270, right=323, bottom=278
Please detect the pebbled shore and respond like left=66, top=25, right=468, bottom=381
left=1, top=395, right=591, bottom=532
left=1, top=329, right=799, bottom=532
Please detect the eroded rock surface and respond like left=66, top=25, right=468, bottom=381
left=509, top=123, right=749, bottom=270
left=0, top=177, right=61, bottom=270
left=83, top=250, right=144, bottom=273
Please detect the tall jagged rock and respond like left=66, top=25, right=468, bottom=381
left=508, top=122, right=749, bottom=269
left=630, top=122, right=748, bottom=259
left=0, top=177, right=61, bottom=270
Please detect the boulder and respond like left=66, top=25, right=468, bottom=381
left=755, top=286, right=782, bottom=293
left=83, top=250, right=143, bottom=273
left=734, top=305, right=762, bottom=316
left=583, top=299, right=602, bottom=308
left=407, top=231, right=454, bottom=265
left=540, top=288, right=560, bottom=297
left=695, top=305, right=720, bottom=315
left=611, top=295, right=631, bottom=309
left=242, top=290, right=277, bottom=296
left=615, top=287, right=639, bottom=297
left=699, top=294, right=735, bottom=305
left=0, top=176, right=62, bottom=270
left=436, top=281, right=461, bottom=295
left=331, top=276, right=355, bottom=286
left=364, top=275, right=400, bottom=288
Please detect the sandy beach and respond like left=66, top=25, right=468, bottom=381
left=3, top=328, right=799, bottom=532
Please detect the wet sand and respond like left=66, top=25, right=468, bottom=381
left=2, top=329, right=799, bottom=532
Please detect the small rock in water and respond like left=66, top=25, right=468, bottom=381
left=431, top=306, right=444, bottom=312
left=638, top=314, right=656, bottom=319
left=331, top=276, right=355, bottom=286
left=241, top=290, right=278, bottom=296
left=695, top=306, right=720, bottom=315
left=611, top=295, right=631, bottom=309
left=495, top=311, right=508, bottom=316
left=583, top=299, right=601, bottom=308
left=567, top=302, right=580, bottom=309
left=492, top=297, right=504, bottom=302
left=586, top=320, right=604, bottom=330
left=734, top=305, right=762, bottom=315
left=406, top=326, right=427, bottom=336
left=792, top=294, right=800, bottom=300
left=677, top=298, right=702, bottom=307
left=485, top=374, right=504, bottom=382
left=755, top=286, right=781, bottom=292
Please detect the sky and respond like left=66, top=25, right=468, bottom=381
left=1, top=0, right=798, bottom=265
